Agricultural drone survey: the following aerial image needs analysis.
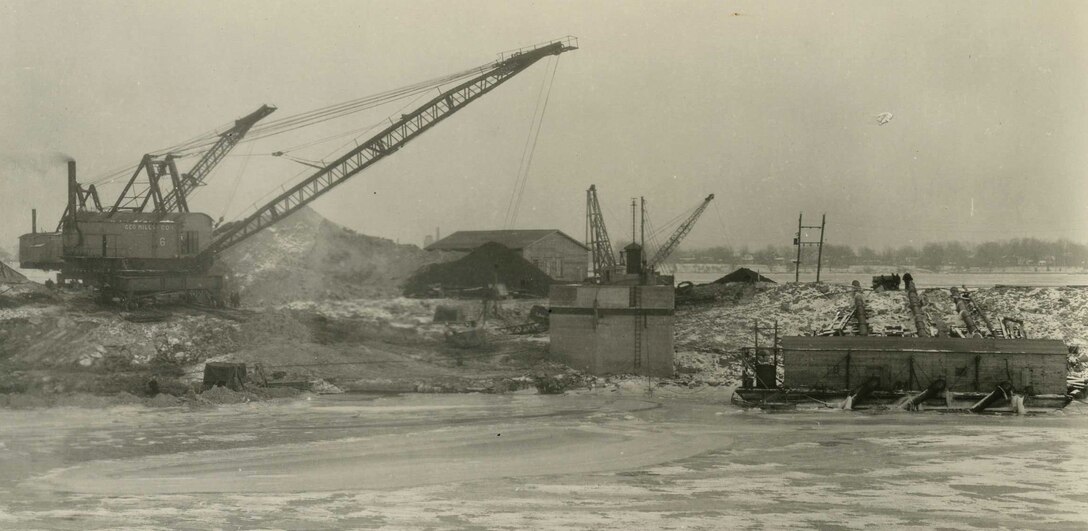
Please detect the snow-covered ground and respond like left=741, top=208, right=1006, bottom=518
left=676, top=284, right=1088, bottom=353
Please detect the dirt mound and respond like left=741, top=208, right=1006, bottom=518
left=218, top=206, right=451, bottom=305
left=0, top=259, right=27, bottom=284
left=712, top=267, right=776, bottom=284
left=402, top=242, right=554, bottom=297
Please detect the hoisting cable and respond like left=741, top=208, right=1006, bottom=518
left=502, top=58, right=554, bottom=228
left=503, top=56, right=559, bottom=228
left=87, top=163, right=140, bottom=186
left=648, top=204, right=695, bottom=239
left=227, top=86, right=439, bottom=221
left=151, top=63, right=490, bottom=162
left=259, top=87, right=429, bottom=159
left=219, top=140, right=255, bottom=224
left=271, top=153, right=325, bottom=169
left=643, top=207, right=671, bottom=272
left=85, top=119, right=232, bottom=186
left=237, top=64, right=491, bottom=144
left=83, top=60, right=492, bottom=190
left=645, top=202, right=701, bottom=273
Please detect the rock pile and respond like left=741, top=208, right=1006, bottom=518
left=218, top=206, right=449, bottom=305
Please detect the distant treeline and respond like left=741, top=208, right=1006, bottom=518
left=675, top=238, right=1088, bottom=269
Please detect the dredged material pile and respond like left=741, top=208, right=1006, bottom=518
left=402, top=242, right=554, bottom=297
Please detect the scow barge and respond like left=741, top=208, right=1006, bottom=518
left=734, top=336, right=1073, bottom=414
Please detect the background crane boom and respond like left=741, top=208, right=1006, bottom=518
left=586, top=184, right=617, bottom=279
left=647, top=193, right=714, bottom=270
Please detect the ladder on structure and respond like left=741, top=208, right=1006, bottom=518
left=632, top=286, right=643, bottom=371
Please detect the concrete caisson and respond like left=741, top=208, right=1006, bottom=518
left=548, top=284, right=674, bottom=377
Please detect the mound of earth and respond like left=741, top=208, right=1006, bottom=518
left=402, top=242, right=554, bottom=297
left=0, top=259, right=27, bottom=284
left=712, top=267, right=775, bottom=284
left=217, top=207, right=452, bottom=305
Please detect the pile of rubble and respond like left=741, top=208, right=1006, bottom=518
left=402, top=242, right=553, bottom=298
left=675, top=284, right=1088, bottom=374
left=0, top=304, right=240, bottom=370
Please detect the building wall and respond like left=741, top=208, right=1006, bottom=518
left=548, top=284, right=674, bottom=377
left=781, top=337, right=1068, bottom=394
left=522, top=233, right=588, bottom=282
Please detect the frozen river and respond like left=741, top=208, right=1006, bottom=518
left=2, top=391, right=1088, bottom=529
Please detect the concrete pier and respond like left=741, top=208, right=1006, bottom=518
left=548, top=283, right=674, bottom=377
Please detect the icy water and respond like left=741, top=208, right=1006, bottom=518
left=2, top=392, right=1087, bottom=529
left=677, top=270, right=1088, bottom=288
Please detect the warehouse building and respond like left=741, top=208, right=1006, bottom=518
left=425, top=229, right=588, bottom=282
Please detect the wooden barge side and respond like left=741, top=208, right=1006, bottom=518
left=737, top=336, right=1073, bottom=414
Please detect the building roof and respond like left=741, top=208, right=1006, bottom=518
left=74, top=211, right=213, bottom=224
left=425, top=229, right=588, bottom=252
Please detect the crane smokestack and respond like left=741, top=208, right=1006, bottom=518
left=67, top=160, right=77, bottom=226
left=32, top=209, right=37, bottom=234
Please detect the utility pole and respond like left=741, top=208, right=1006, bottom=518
left=816, top=214, right=826, bottom=283
left=794, top=213, right=803, bottom=283
left=794, top=212, right=827, bottom=283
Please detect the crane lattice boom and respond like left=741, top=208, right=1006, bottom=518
left=647, top=193, right=714, bottom=270
left=585, top=184, right=617, bottom=278
left=157, top=105, right=277, bottom=213
left=108, top=105, right=276, bottom=214
left=199, top=38, right=577, bottom=262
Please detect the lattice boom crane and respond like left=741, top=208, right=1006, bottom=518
left=647, top=193, right=715, bottom=271
left=585, top=184, right=617, bottom=279
left=200, top=38, right=577, bottom=262
left=18, top=39, right=576, bottom=308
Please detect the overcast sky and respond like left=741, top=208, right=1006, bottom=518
left=2, top=0, right=1086, bottom=253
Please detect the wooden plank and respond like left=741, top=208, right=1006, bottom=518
left=780, top=336, right=1067, bottom=354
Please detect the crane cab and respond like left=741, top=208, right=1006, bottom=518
left=62, top=211, right=214, bottom=262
